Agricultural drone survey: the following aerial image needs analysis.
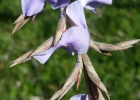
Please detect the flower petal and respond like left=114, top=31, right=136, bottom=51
left=60, top=26, right=90, bottom=55
left=34, top=26, right=90, bottom=64
left=47, top=0, right=70, bottom=9
left=33, top=47, right=56, bottom=64
left=70, top=94, right=88, bottom=100
left=79, top=0, right=112, bottom=12
left=21, top=0, right=46, bottom=16
left=66, top=1, right=87, bottom=29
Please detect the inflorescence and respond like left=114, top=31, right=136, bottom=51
left=10, top=0, right=140, bottom=100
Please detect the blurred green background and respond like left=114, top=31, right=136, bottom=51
left=0, top=0, right=140, bottom=100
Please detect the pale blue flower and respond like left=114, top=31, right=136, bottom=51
left=34, top=1, right=90, bottom=64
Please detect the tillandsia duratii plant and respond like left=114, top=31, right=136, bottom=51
left=10, top=0, right=140, bottom=100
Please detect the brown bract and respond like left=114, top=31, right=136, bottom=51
left=52, top=6, right=67, bottom=46
left=12, top=14, right=36, bottom=34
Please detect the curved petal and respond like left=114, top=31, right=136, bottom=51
left=66, top=1, right=87, bottom=29
left=34, top=26, right=90, bottom=64
left=21, top=0, right=46, bottom=16
left=60, top=26, right=90, bottom=55
left=70, top=94, right=88, bottom=100
left=47, top=0, right=70, bottom=9
left=79, top=0, right=112, bottom=12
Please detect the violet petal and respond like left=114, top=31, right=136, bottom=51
left=34, top=26, right=90, bottom=64
left=66, top=1, right=88, bottom=29
left=60, top=26, right=90, bottom=55
left=47, top=0, right=70, bottom=9
left=21, top=0, right=46, bottom=16
left=34, top=47, right=56, bottom=64
left=79, top=0, right=112, bottom=12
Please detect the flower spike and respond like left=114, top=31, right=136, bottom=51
left=10, top=0, right=140, bottom=100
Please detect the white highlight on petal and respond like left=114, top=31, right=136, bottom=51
left=70, top=94, right=89, bottom=100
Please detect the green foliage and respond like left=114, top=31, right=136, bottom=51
left=0, top=0, right=140, bottom=100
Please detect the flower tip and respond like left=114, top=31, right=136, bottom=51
left=106, top=93, right=111, bottom=100
left=12, top=25, right=20, bottom=34
left=12, top=17, right=30, bottom=34
left=12, top=27, right=18, bottom=34
left=12, top=30, right=16, bottom=35
left=102, top=52, right=112, bottom=56
left=10, top=63, right=16, bottom=68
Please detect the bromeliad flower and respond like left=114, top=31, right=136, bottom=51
left=11, top=0, right=140, bottom=100
left=12, top=0, right=112, bottom=34
left=10, top=0, right=90, bottom=66
left=10, top=37, right=140, bottom=100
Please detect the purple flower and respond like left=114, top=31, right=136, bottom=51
left=79, top=0, right=112, bottom=12
left=34, top=1, right=90, bottom=64
left=66, top=0, right=87, bottom=29
left=21, top=0, right=46, bottom=16
left=70, top=94, right=88, bottom=100
left=34, top=26, right=90, bottom=64
left=21, top=0, right=70, bottom=17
